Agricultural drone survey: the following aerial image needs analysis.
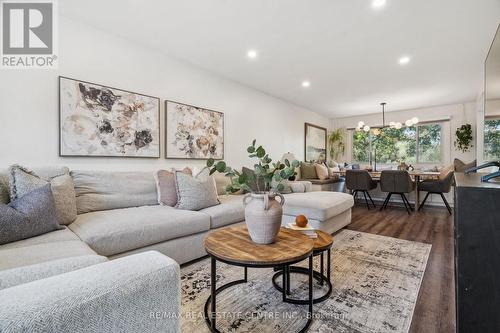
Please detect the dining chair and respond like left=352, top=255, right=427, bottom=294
left=418, top=168, right=454, bottom=214
left=379, top=170, right=415, bottom=214
left=345, top=170, right=378, bottom=209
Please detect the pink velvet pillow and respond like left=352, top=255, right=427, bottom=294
left=155, top=167, right=192, bottom=206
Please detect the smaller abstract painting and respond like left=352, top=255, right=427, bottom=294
left=59, top=77, right=160, bottom=158
left=165, top=101, right=224, bottom=160
left=305, top=123, right=327, bottom=162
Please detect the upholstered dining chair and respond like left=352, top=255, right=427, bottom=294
left=346, top=170, right=378, bottom=209
left=379, top=170, right=415, bottom=214
left=418, top=167, right=454, bottom=214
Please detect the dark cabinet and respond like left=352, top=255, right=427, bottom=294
left=454, top=173, right=500, bottom=332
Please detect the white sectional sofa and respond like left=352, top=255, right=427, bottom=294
left=0, top=167, right=354, bottom=333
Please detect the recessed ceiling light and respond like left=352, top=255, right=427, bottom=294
left=302, top=81, right=311, bottom=88
left=247, top=50, right=257, bottom=59
left=372, top=0, right=386, bottom=8
left=398, top=56, right=411, bottom=65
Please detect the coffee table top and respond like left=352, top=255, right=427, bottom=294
left=314, top=230, right=334, bottom=252
left=204, top=226, right=314, bottom=267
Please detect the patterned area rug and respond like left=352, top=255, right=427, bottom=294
left=181, top=230, right=431, bottom=333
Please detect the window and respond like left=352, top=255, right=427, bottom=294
left=484, top=118, right=500, bottom=161
left=351, top=122, right=443, bottom=165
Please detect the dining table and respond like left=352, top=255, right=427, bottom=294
left=333, top=170, right=441, bottom=211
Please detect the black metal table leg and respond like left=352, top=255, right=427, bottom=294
left=327, top=249, right=331, bottom=284
left=210, top=257, right=216, bottom=331
left=298, top=255, right=313, bottom=333
left=319, top=252, right=324, bottom=286
left=272, top=250, right=333, bottom=305
left=286, top=265, right=291, bottom=295
left=282, top=264, right=288, bottom=302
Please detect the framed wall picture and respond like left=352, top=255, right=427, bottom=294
left=304, top=122, right=327, bottom=162
left=165, top=100, right=224, bottom=160
left=59, top=77, right=160, bottom=158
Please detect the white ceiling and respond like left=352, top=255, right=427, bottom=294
left=60, top=0, right=500, bottom=118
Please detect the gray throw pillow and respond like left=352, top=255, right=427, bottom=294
left=300, top=163, right=318, bottom=179
left=9, top=165, right=77, bottom=225
left=175, top=168, right=219, bottom=211
left=0, top=184, right=63, bottom=245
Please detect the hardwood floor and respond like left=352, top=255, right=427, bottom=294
left=346, top=204, right=455, bottom=333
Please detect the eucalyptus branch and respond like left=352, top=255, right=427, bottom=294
left=207, top=139, right=299, bottom=194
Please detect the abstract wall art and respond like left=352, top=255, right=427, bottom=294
left=59, top=77, right=160, bottom=157
left=304, top=122, right=327, bottom=162
left=165, top=101, right=224, bottom=160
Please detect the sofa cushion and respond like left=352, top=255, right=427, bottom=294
left=0, top=255, right=108, bottom=290
left=8, top=165, right=77, bottom=225
left=175, top=168, right=219, bottom=211
left=315, top=163, right=329, bottom=180
left=200, top=195, right=245, bottom=228
left=0, top=240, right=96, bottom=271
left=69, top=206, right=211, bottom=256
left=0, top=185, right=63, bottom=245
left=155, top=168, right=192, bottom=206
left=283, top=191, right=354, bottom=221
left=300, top=163, right=318, bottom=179
left=71, top=170, right=158, bottom=214
left=0, top=227, right=79, bottom=250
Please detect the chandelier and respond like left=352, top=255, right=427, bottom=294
left=355, top=102, right=419, bottom=134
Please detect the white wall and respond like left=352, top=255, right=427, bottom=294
left=331, top=102, right=478, bottom=167
left=0, top=18, right=328, bottom=171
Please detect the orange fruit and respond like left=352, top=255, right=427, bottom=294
left=295, top=215, right=308, bottom=228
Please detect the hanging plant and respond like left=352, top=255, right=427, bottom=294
left=454, top=124, right=473, bottom=153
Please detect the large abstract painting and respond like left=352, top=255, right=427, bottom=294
left=305, top=122, right=327, bottom=162
left=59, top=77, right=160, bottom=157
left=165, top=101, right=224, bottom=159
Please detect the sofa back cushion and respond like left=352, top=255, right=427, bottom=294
left=71, top=170, right=158, bottom=214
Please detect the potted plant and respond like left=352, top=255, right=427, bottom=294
left=454, top=124, right=473, bottom=153
left=207, top=140, right=299, bottom=244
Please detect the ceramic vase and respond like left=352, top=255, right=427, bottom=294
left=243, top=191, right=285, bottom=244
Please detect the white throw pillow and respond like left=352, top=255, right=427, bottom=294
left=314, top=163, right=329, bottom=180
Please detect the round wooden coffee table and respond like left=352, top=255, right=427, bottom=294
left=204, top=225, right=315, bottom=333
left=272, top=230, right=333, bottom=304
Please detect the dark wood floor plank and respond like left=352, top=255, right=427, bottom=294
left=347, top=204, right=455, bottom=333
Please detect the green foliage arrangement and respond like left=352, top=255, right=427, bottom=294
left=454, top=124, right=473, bottom=153
left=484, top=119, right=500, bottom=160
left=328, top=128, right=346, bottom=161
left=207, top=139, right=299, bottom=193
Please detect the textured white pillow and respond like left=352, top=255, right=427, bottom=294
left=314, top=163, right=329, bottom=180
left=175, top=168, right=219, bottom=211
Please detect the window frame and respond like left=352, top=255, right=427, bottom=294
left=350, top=121, right=444, bottom=165
left=484, top=116, right=500, bottom=161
